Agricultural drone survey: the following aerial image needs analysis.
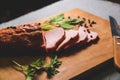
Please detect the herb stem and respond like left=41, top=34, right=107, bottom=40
left=12, top=56, right=62, bottom=79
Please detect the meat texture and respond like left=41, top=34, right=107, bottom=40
left=56, top=29, right=79, bottom=52
left=60, top=26, right=98, bottom=52
left=86, top=29, right=98, bottom=42
left=44, top=28, right=65, bottom=53
left=63, top=26, right=88, bottom=50
left=0, top=23, right=44, bottom=50
left=75, top=26, right=88, bottom=45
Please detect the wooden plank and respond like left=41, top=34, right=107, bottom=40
left=0, top=8, right=113, bottom=80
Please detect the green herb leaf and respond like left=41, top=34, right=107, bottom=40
left=66, top=18, right=77, bottom=22
left=48, top=14, right=64, bottom=24
left=58, top=21, right=73, bottom=29
left=30, top=59, right=45, bottom=68
left=26, top=74, right=34, bottom=80
left=12, top=60, right=23, bottom=69
left=42, top=14, right=86, bottom=30
left=66, top=18, right=85, bottom=25
left=79, top=20, right=85, bottom=24
left=45, top=67, right=59, bottom=78
left=45, top=56, right=62, bottom=78
left=12, top=60, right=27, bottom=72
left=51, top=56, right=62, bottom=68
left=12, top=56, right=62, bottom=80
left=41, top=25, right=53, bottom=31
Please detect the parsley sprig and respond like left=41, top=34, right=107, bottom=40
left=45, top=56, right=62, bottom=78
left=12, top=56, right=62, bottom=80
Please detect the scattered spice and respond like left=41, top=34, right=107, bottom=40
left=88, top=19, right=91, bottom=24
left=89, top=23, right=93, bottom=27
left=79, top=20, right=84, bottom=26
left=91, top=21, right=96, bottom=24
left=84, top=24, right=88, bottom=28
left=77, top=16, right=80, bottom=19
left=23, top=25, right=26, bottom=27
left=38, top=23, right=41, bottom=25
left=87, top=29, right=90, bottom=33
left=7, top=26, right=16, bottom=29
left=68, top=16, right=71, bottom=19
left=82, top=18, right=86, bottom=21
left=41, top=14, right=96, bottom=30
left=90, top=35, right=93, bottom=38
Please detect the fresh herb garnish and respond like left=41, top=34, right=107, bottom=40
left=66, top=18, right=85, bottom=25
left=57, top=20, right=73, bottom=29
left=12, top=56, right=62, bottom=80
left=41, top=13, right=96, bottom=30
left=41, top=14, right=86, bottom=30
left=51, top=56, right=62, bottom=68
left=41, top=25, right=54, bottom=31
left=45, top=56, right=62, bottom=78
left=12, top=59, right=45, bottom=80
left=48, top=14, right=64, bottom=24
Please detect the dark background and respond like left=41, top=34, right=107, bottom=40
left=0, top=0, right=59, bottom=23
left=0, top=0, right=119, bottom=24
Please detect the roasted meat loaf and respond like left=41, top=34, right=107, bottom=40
left=0, top=23, right=45, bottom=51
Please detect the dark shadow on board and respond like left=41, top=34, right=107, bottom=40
left=71, top=59, right=117, bottom=80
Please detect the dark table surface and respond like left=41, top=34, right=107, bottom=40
left=0, top=0, right=120, bottom=80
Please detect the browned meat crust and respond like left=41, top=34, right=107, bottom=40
left=0, top=23, right=45, bottom=50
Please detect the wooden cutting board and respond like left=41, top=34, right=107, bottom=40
left=0, top=8, right=113, bottom=80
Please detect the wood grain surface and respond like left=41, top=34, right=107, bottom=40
left=0, top=8, right=113, bottom=80
left=113, top=36, right=120, bottom=69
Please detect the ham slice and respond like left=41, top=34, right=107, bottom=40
left=64, top=27, right=88, bottom=49
left=63, top=26, right=98, bottom=51
left=56, top=29, right=79, bottom=52
left=44, top=28, right=65, bottom=53
left=75, top=26, right=88, bottom=45
left=86, top=29, right=98, bottom=42
left=75, top=26, right=98, bottom=44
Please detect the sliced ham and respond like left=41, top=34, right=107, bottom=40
left=64, top=27, right=88, bottom=49
left=86, top=29, right=98, bottom=42
left=75, top=26, right=88, bottom=45
left=75, top=26, right=98, bottom=44
left=63, top=26, right=98, bottom=51
left=56, top=29, right=79, bottom=52
left=44, top=28, right=65, bottom=53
